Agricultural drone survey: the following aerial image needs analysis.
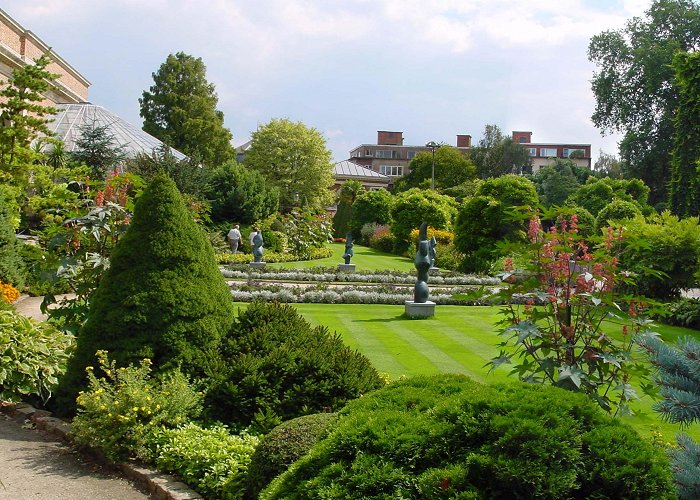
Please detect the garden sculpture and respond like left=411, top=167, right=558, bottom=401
left=413, top=222, right=430, bottom=303
left=252, top=230, right=264, bottom=262
left=429, top=236, right=437, bottom=269
left=343, top=232, right=354, bottom=264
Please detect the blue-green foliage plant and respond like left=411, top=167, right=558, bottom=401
left=262, top=374, right=675, bottom=499
left=203, top=302, right=384, bottom=433
left=639, top=333, right=700, bottom=498
left=56, top=175, right=235, bottom=414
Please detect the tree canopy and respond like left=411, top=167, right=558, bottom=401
left=139, top=52, right=235, bottom=167
left=469, top=124, right=531, bottom=178
left=588, top=0, right=700, bottom=207
left=395, top=145, right=476, bottom=191
left=244, top=118, right=334, bottom=211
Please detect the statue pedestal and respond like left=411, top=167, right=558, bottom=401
left=338, top=264, right=356, bottom=272
left=404, top=300, right=435, bottom=318
left=428, top=267, right=440, bottom=275
left=249, top=261, right=267, bottom=269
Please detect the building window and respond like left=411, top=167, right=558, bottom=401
left=563, top=148, right=584, bottom=158
left=519, top=137, right=526, bottom=143
left=365, top=149, right=372, bottom=157
left=527, top=147, right=536, bottom=156
left=407, top=150, right=417, bottom=159
left=375, top=149, right=396, bottom=159
left=540, top=147, right=557, bottom=157
left=379, top=165, right=403, bottom=176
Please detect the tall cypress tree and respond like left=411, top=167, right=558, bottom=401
left=56, top=175, right=234, bottom=413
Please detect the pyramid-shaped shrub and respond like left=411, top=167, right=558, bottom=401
left=57, top=175, right=234, bottom=412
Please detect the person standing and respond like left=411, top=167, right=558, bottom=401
left=249, top=228, right=258, bottom=250
left=227, top=224, right=242, bottom=253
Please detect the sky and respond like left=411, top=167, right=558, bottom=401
left=6, top=0, right=652, bottom=164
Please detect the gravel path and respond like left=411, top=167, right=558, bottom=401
left=0, top=413, right=148, bottom=499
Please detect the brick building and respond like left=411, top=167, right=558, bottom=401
left=348, top=131, right=471, bottom=180
left=0, top=8, right=90, bottom=106
left=512, top=131, right=591, bottom=172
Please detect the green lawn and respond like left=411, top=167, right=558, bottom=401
left=269, top=242, right=415, bottom=272
left=285, top=302, right=699, bottom=442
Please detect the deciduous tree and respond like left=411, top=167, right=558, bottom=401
left=244, top=118, right=334, bottom=211
left=395, top=145, right=476, bottom=191
left=469, top=124, right=531, bottom=179
left=140, top=52, right=235, bottom=167
left=588, top=0, right=700, bottom=206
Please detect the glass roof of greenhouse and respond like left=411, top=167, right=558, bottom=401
left=47, top=103, right=187, bottom=161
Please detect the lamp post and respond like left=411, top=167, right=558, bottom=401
left=425, top=141, right=438, bottom=189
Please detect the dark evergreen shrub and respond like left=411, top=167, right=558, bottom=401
left=332, top=200, right=352, bottom=238
left=0, top=193, right=26, bottom=288
left=245, top=412, right=337, bottom=499
left=262, top=375, right=675, bottom=499
left=203, top=302, right=383, bottom=432
left=56, top=175, right=234, bottom=414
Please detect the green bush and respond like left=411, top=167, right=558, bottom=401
left=620, top=212, right=700, bottom=298
left=155, top=423, right=259, bottom=500
left=262, top=375, right=674, bottom=499
left=204, top=302, right=384, bottom=432
left=454, top=175, right=539, bottom=273
left=332, top=200, right=353, bottom=238
left=594, top=198, right=642, bottom=232
left=349, top=190, right=393, bottom=243
left=0, top=310, right=72, bottom=404
left=56, top=175, right=235, bottom=414
left=71, top=351, right=201, bottom=462
left=245, top=413, right=337, bottom=499
left=390, top=189, right=457, bottom=253
left=367, top=225, right=394, bottom=254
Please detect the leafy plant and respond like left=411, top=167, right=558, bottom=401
left=0, top=309, right=72, bottom=404
left=487, top=210, right=655, bottom=415
left=155, top=423, right=259, bottom=499
left=281, top=209, right=332, bottom=259
left=71, top=351, right=201, bottom=462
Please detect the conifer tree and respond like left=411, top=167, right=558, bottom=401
left=56, top=175, right=234, bottom=413
left=639, top=334, right=700, bottom=498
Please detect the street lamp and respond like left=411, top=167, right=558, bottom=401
left=425, top=141, right=438, bottom=189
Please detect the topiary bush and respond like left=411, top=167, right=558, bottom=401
left=262, top=375, right=675, bottom=499
left=203, top=302, right=384, bottom=432
left=594, top=197, right=642, bottom=232
left=245, top=412, right=338, bottom=499
left=56, top=175, right=235, bottom=414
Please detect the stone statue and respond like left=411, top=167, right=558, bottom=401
left=413, top=222, right=430, bottom=303
left=343, top=232, right=354, bottom=265
left=252, top=229, right=264, bottom=263
left=429, top=236, right=437, bottom=269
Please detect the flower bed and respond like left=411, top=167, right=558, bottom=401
left=221, top=266, right=499, bottom=286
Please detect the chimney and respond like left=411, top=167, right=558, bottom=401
left=377, top=131, right=403, bottom=146
left=512, top=131, right=532, bottom=144
left=456, top=134, right=471, bottom=148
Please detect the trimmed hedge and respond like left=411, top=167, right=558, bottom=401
left=262, top=375, right=675, bottom=499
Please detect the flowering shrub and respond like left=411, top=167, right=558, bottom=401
left=71, top=351, right=201, bottom=462
left=0, top=281, right=20, bottom=303
left=0, top=310, right=72, bottom=404
left=409, top=226, right=454, bottom=246
left=367, top=224, right=394, bottom=253
left=487, top=211, right=655, bottom=415
left=154, top=424, right=259, bottom=500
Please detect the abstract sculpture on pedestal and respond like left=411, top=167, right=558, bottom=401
left=252, top=230, right=264, bottom=263
left=428, top=236, right=437, bottom=270
left=413, top=222, right=431, bottom=303
left=343, top=232, right=354, bottom=265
